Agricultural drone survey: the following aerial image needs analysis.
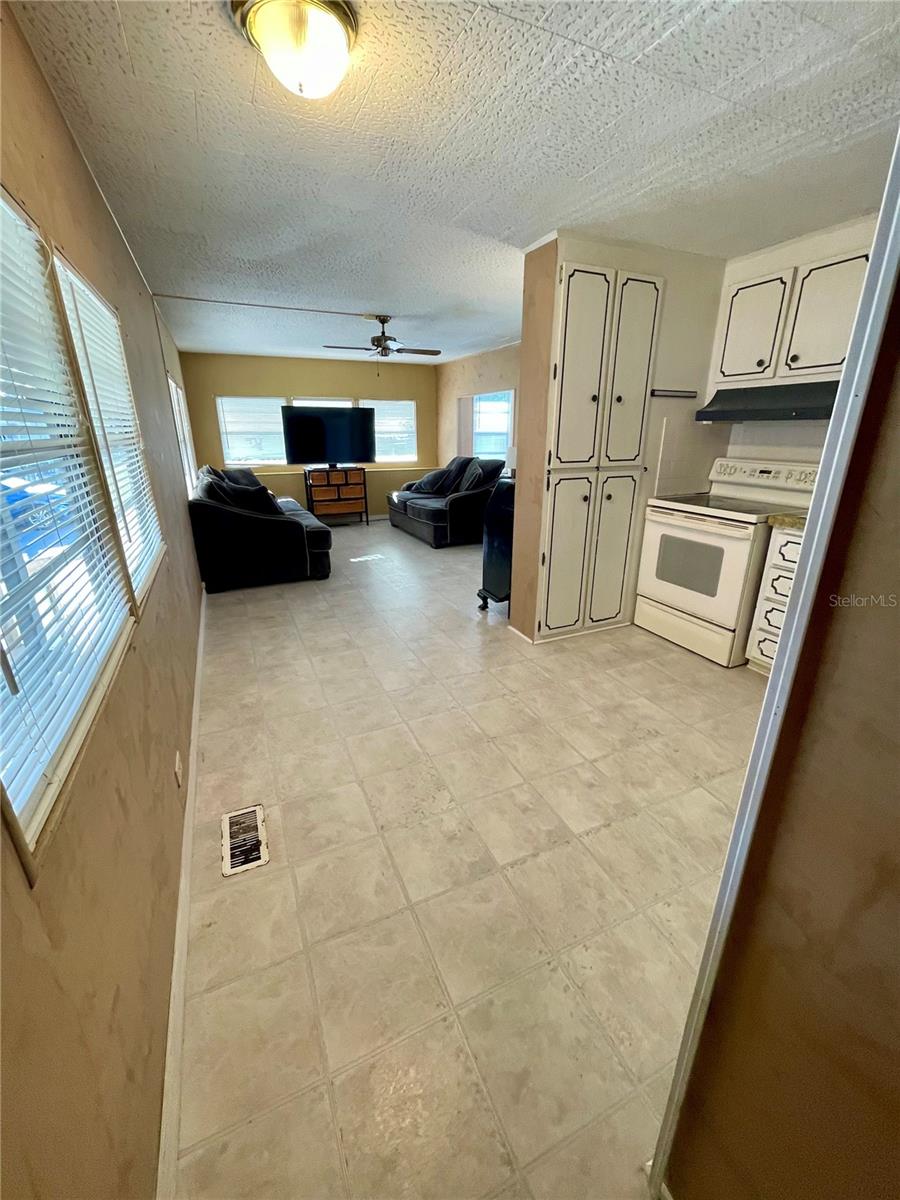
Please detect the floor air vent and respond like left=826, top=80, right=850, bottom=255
left=221, top=805, right=269, bottom=877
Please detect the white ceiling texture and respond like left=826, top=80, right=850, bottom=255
left=14, top=1, right=900, bottom=361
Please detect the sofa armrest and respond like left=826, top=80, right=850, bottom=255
left=445, top=482, right=498, bottom=508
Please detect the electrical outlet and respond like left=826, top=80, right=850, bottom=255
left=174, top=750, right=183, bottom=788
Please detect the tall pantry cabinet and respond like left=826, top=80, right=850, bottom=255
left=539, top=262, right=662, bottom=638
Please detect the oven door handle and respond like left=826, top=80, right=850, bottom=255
left=646, top=508, right=754, bottom=538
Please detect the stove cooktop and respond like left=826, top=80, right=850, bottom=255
left=651, top=492, right=809, bottom=521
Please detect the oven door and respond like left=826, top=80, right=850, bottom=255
left=637, top=507, right=756, bottom=628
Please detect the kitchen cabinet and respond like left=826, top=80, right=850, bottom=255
left=542, top=473, right=595, bottom=632
left=604, top=274, right=662, bottom=463
left=552, top=267, right=613, bottom=468
left=779, top=251, right=869, bottom=375
left=748, top=524, right=805, bottom=673
left=716, top=270, right=794, bottom=381
left=586, top=472, right=639, bottom=624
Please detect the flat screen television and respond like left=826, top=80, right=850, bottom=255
left=281, top=406, right=376, bottom=466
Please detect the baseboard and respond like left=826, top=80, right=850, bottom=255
left=156, top=587, right=206, bottom=1200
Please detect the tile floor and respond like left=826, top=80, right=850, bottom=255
left=175, top=521, right=766, bottom=1200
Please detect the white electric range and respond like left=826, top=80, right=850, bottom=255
left=634, top=458, right=817, bottom=667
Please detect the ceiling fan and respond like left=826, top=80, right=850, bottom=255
left=324, top=315, right=441, bottom=358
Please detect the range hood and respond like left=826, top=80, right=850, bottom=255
left=696, top=380, right=838, bottom=423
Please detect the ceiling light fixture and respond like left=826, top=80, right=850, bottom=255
left=230, top=0, right=357, bottom=100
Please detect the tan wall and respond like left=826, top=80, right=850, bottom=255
left=1, top=10, right=201, bottom=1199
left=435, top=343, right=521, bottom=463
left=667, top=287, right=900, bottom=1200
left=180, top=351, right=439, bottom=516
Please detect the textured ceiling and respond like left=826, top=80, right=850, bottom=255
left=14, top=0, right=900, bottom=360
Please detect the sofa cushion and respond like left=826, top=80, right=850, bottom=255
left=477, top=459, right=506, bottom=487
left=223, top=467, right=262, bottom=488
left=458, top=460, right=483, bottom=492
left=405, top=497, right=451, bottom=527
left=196, top=474, right=281, bottom=515
left=276, top=497, right=304, bottom=514
left=435, top=456, right=474, bottom=496
left=408, top=467, right=448, bottom=494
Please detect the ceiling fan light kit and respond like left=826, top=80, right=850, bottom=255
left=323, top=315, right=442, bottom=358
left=230, top=0, right=357, bottom=99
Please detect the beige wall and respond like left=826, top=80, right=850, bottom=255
left=1, top=10, right=201, bottom=1199
left=180, top=351, right=439, bottom=516
left=435, top=343, right=521, bottom=463
left=667, top=284, right=899, bottom=1200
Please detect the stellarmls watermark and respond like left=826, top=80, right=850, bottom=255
left=828, top=593, right=898, bottom=607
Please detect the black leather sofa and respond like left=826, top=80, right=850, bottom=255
left=387, top=456, right=505, bottom=548
left=188, top=466, right=332, bottom=592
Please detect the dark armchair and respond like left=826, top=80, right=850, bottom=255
left=386, top=457, right=505, bottom=548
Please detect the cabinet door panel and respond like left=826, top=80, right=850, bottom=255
left=781, top=253, right=868, bottom=375
left=605, top=275, right=661, bottom=463
left=718, top=271, right=793, bottom=380
left=543, top=474, right=594, bottom=632
left=587, top=473, right=638, bottom=625
left=554, top=267, right=613, bottom=467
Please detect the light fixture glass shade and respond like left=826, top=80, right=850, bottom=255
left=245, top=0, right=351, bottom=99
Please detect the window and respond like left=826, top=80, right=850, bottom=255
left=216, top=396, right=287, bottom=465
left=358, top=400, right=417, bottom=462
left=0, top=196, right=132, bottom=844
left=472, top=390, right=514, bottom=460
left=168, top=375, right=197, bottom=496
left=56, top=260, right=163, bottom=593
left=291, top=397, right=353, bottom=408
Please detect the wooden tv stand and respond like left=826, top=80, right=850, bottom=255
left=303, top=466, right=369, bottom=525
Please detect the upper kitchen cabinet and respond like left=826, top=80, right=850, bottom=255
left=779, top=251, right=869, bottom=376
left=552, top=265, right=613, bottom=468
left=603, top=273, right=663, bottom=464
left=715, top=269, right=794, bottom=382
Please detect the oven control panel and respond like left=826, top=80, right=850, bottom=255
left=709, top=458, right=818, bottom=492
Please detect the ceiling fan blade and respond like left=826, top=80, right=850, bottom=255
left=323, top=344, right=372, bottom=350
left=395, top=347, right=442, bottom=356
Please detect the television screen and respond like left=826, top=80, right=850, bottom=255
left=281, top=406, right=376, bottom=465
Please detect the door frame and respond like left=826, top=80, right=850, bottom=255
left=649, top=132, right=900, bottom=1197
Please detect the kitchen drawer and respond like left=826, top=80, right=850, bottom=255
left=346, top=469, right=365, bottom=483
left=757, top=600, right=786, bottom=637
left=770, top=527, right=803, bottom=569
left=308, top=470, right=330, bottom=485
left=764, top=567, right=795, bottom=604
left=749, top=629, right=779, bottom=666
left=340, top=484, right=365, bottom=499
left=315, top=500, right=365, bottom=515
left=311, top=485, right=338, bottom=500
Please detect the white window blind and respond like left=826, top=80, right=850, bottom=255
left=216, top=396, right=287, bottom=465
left=291, top=397, right=353, bottom=408
left=56, top=260, right=163, bottom=594
left=472, top=390, right=514, bottom=460
left=358, top=400, right=417, bottom=462
left=0, top=197, right=131, bottom=842
left=168, top=375, right=197, bottom=496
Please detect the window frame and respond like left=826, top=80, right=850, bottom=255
left=471, top=389, right=515, bottom=462
left=168, top=374, right=197, bottom=496
left=214, top=396, right=418, bottom=467
left=54, top=251, right=166, bottom=604
left=0, top=190, right=165, bottom=868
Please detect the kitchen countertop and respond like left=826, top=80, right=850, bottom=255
left=769, top=512, right=807, bottom=531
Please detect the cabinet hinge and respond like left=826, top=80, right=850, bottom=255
left=559, top=266, right=563, bottom=284
left=538, top=620, right=542, bottom=632
left=541, top=551, right=546, bottom=566
left=546, top=475, right=550, bottom=492
left=552, top=362, right=557, bottom=381
left=547, top=449, right=551, bottom=466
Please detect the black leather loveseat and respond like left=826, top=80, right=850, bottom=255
left=386, top=456, right=505, bottom=548
left=189, top=466, right=332, bottom=592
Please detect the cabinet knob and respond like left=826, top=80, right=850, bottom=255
left=614, top=395, right=623, bottom=404
left=582, top=494, right=590, bottom=503
left=605, top=493, right=613, bottom=501
left=788, top=353, right=800, bottom=364
left=756, top=358, right=765, bottom=368
left=590, top=393, right=599, bottom=403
